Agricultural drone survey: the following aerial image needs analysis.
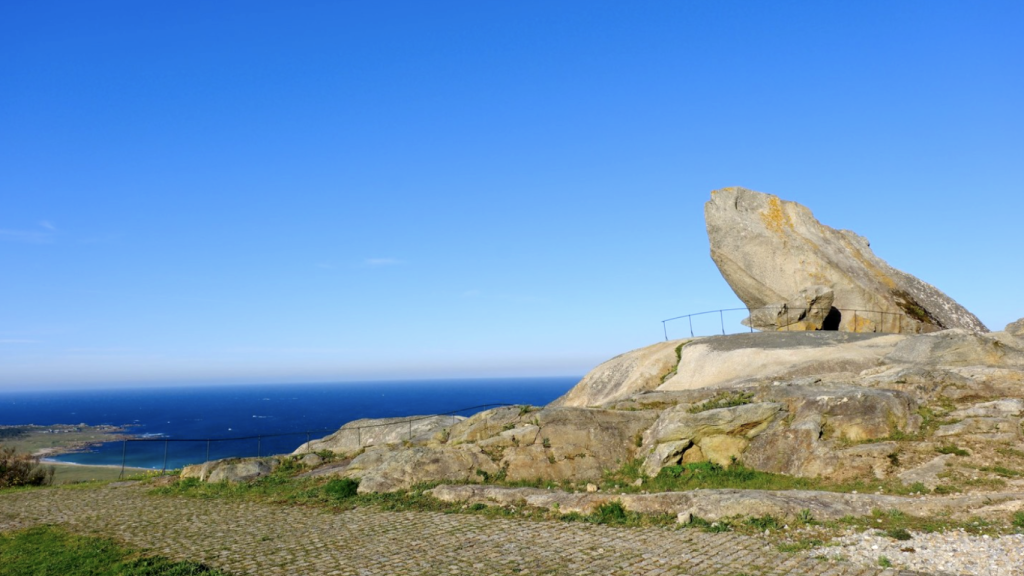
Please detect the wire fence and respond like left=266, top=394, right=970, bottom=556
left=116, top=403, right=514, bottom=479
left=661, top=305, right=911, bottom=341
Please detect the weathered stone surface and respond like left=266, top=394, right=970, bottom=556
left=641, top=439, right=692, bottom=477
left=762, top=381, right=920, bottom=442
left=1007, top=318, right=1024, bottom=338
left=745, top=286, right=835, bottom=331
left=898, top=454, right=955, bottom=489
left=935, top=418, right=1021, bottom=441
left=500, top=407, right=658, bottom=482
left=705, top=187, right=987, bottom=334
left=950, top=399, right=1024, bottom=419
left=886, top=329, right=1024, bottom=368
left=551, top=339, right=686, bottom=408
left=858, top=365, right=975, bottom=400
left=201, top=458, right=279, bottom=483
left=294, top=414, right=464, bottom=455
left=743, top=419, right=837, bottom=478
left=427, top=483, right=1024, bottom=522
left=696, top=434, right=748, bottom=467
left=447, top=406, right=532, bottom=445
left=659, top=332, right=905, bottom=392
left=646, top=402, right=783, bottom=446
left=345, top=446, right=499, bottom=493
left=299, top=453, right=323, bottom=467
left=833, top=442, right=899, bottom=481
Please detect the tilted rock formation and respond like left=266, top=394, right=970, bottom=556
left=705, top=187, right=987, bottom=334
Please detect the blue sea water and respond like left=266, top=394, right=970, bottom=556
left=0, top=377, right=576, bottom=470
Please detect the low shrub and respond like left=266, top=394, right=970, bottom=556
left=323, top=478, right=359, bottom=499
left=0, top=445, right=54, bottom=489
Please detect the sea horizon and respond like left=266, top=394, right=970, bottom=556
left=1, top=376, right=579, bottom=470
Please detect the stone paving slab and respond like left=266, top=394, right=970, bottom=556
left=0, top=484, right=931, bottom=576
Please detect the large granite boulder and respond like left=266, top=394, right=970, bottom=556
left=292, top=414, right=463, bottom=455
left=181, top=457, right=280, bottom=483
left=705, top=187, right=987, bottom=334
left=550, top=339, right=686, bottom=408
left=499, top=407, right=659, bottom=482
left=344, top=445, right=500, bottom=493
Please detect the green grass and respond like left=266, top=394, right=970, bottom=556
left=0, top=525, right=231, bottom=576
left=601, top=459, right=930, bottom=496
left=150, top=454, right=1023, bottom=538
left=936, top=444, right=970, bottom=457
left=688, top=391, right=754, bottom=413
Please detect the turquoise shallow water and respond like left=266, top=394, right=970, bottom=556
left=0, top=377, right=576, bottom=469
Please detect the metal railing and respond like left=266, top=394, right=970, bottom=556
left=117, top=403, right=514, bottom=479
left=661, top=305, right=911, bottom=341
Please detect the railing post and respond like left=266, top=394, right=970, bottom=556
left=719, top=310, right=725, bottom=335
left=119, top=439, right=127, bottom=480
left=161, top=440, right=168, bottom=474
left=688, top=316, right=694, bottom=338
left=663, top=320, right=668, bottom=341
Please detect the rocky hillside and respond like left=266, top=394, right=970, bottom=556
left=181, top=187, right=1023, bottom=528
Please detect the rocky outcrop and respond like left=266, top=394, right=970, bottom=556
left=345, top=446, right=500, bottom=493
left=1007, top=318, right=1024, bottom=339
left=292, top=414, right=463, bottom=455
left=426, top=484, right=1024, bottom=522
left=181, top=457, right=280, bottom=483
left=658, top=332, right=905, bottom=393
left=549, top=339, right=686, bottom=408
left=705, top=187, right=987, bottom=334
left=885, top=329, right=1024, bottom=368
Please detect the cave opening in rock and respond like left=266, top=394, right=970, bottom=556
left=821, top=307, right=841, bottom=331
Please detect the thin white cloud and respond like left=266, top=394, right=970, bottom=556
left=0, top=228, right=53, bottom=243
left=364, top=258, right=404, bottom=267
left=0, top=221, right=60, bottom=243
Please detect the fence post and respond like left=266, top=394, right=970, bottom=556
left=357, top=426, right=361, bottom=447
left=119, top=439, right=127, bottom=480
left=688, top=316, right=694, bottom=338
left=306, top=432, right=310, bottom=453
left=257, top=436, right=262, bottom=458
left=161, top=440, right=168, bottom=474
left=408, top=419, right=412, bottom=441
left=206, top=439, right=211, bottom=463
left=719, top=310, right=725, bottom=335
left=854, top=310, right=858, bottom=333
left=662, top=320, right=668, bottom=341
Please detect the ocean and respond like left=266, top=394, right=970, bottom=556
left=0, top=377, right=576, bottom=470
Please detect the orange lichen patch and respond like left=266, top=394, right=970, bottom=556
left=847, top=314, right=877, bottom=333
left=759, top=196, right=795, bottom=235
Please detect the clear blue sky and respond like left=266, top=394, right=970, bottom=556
left=2, top=1, right=1022, bottom=389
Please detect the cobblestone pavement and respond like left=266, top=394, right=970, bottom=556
left=0, top=484, right=932, bottom=576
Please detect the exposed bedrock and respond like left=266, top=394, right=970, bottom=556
left=705, top=187, right=987, bottom=334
